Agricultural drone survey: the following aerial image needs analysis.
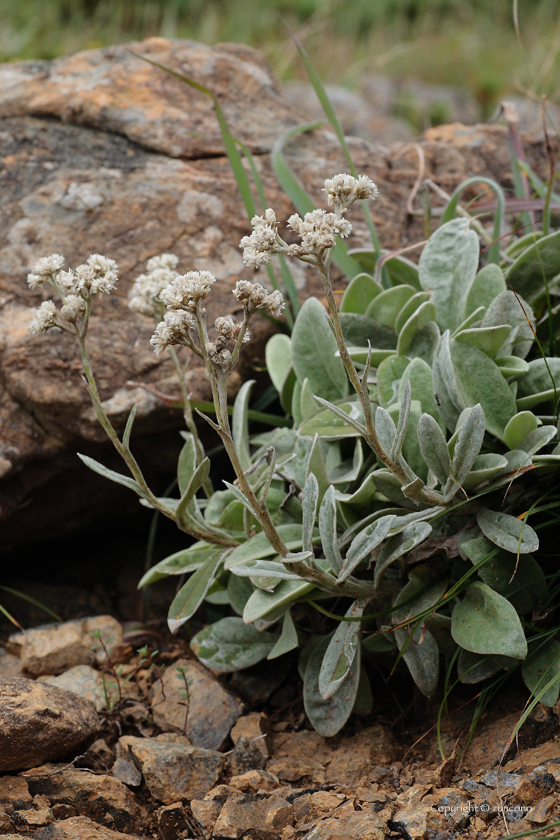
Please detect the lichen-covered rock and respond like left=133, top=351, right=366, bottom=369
left=0, top=676, right=99, bottom=771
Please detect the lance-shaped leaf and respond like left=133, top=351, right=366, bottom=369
left=77, top=454, right=146, bottom=497
left=306, top=435, right=329, bottom=504
left=391, top=379, right=411, bottom=461
left=443, top=404, right=485, bottom=502
left=177, top=434, right=197, bottom=495
left=417, top=413, right=451, bottom=485
left=190, top=616, right=278, bottom=672
left=374, top=521, right=432, bottom=587
left=302, top=473, right=319, bottom=553
left=243, top=579, right=315, bottom=623
left=225, top=524, right=310, bottom=569
left=395, top=625, right=439, bottom=697
left=122, top=403, right=138, bottom=451
left=176, top=457, right=211, bottom=525
left=451, top=582, right=528, bottom=659
left=318, top=600, right=365, bottom=699
left=337, top=514, right=396, bottom=584
left=139, top=542, right=220, bottom=587
left=477, top=507, right=539, bottom=555
left=521, top=639, right=560, bottom=707
left=168, top=551, right=224, bottom=633
left=375, top=406, right=397, bottom=455
left=311, top=396, right=367, bottom=437
left=232, top=380, right=255, bottom=473
left=319, top=486, right=343, bottom=574
left=268, top=609, right=299, bottom=660
left=303, top=632, right=361, bottom=737
left=461, top=453, right=508, bottom=491
left=232, top=560, right=301, bottom=581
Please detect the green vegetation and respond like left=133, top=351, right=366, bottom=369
left=1, top=0, right=559, bottom=115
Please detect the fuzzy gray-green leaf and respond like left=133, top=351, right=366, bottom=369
left=451, top=582, right=528, bottom=659
left=374, top=521, right=432, bottom=587
left=395, top=625, right=439, bottom=697
left=443, top=404, right=485, bottom=501
left=417, top=413, right=450, bottom=484
left=168, top=551, right=224, bottom=633
left=477, top=507, right=539, bottom=555
left=304, top=633, right=361, bottom=737
left=190, top=616, right=278, bottom=671
left=232, top=380, right=255, bottom=472
left=319, top=485, right=343, bottom=574
left=318, top=601, right=365, bottom=699
left=338, top=514, right=396, bottom=584
left=292, top=297, right=348, bottom=400
left=418, top=218, right=479, bottom=332
left=268, top=609, right=299, bottom=660
left=302, top=473, right=319, bottom=554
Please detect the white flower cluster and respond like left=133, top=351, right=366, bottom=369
left=129, top=254, right=179, bottom=318
left=323, top=173, right=379, bottom=209
left=150, top=271, right=217, bottom=355
left=57, top=255, right=118, bottom=296
left=159, top=271, right=216, bottom=312
left=232, top=281, right=285, bottom=317
left=239, top=209, right=279, bottom=268
left=151, top=309, right=196, bottom=355
left=239, top=174, right=378, bottom=269
left=27, top=254, right=65, bottom=289
left=287, top=209, right=352, bottom=253
left=28, top=300, right=57, bottom=335
left=27, top=253, right=119, bottom=336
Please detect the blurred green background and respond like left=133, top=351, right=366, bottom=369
left=0, top=0, right=558, bottom=117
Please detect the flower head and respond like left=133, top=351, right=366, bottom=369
left=159, top=271, right=216, bottom=311
left=150, top=308, right=195, bottom=354
left=146, top=253, right=179, bottom=273
left=60, top=294, right=86, bottom=324
left=28, top=300, right=58, bottom=334
left=129, top=255, right=179, bottom=318
left=240, top=209, right=281, bottom=268
left=288, top=209, right=352, bottom=253
left=27, top=254, right=65, bottom=289
left=232, top=281, right=285, bottom=317
left=73, top=254, right=118, bottom=295
left=323, top=174, right=379, bottom=210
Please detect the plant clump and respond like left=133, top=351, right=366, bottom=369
left=25, top=169, right=560, bottom=739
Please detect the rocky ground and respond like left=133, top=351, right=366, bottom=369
left=1, top=594, right=560, bottom=840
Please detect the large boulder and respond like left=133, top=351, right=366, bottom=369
left=0, top=38, right=556, bottom=549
